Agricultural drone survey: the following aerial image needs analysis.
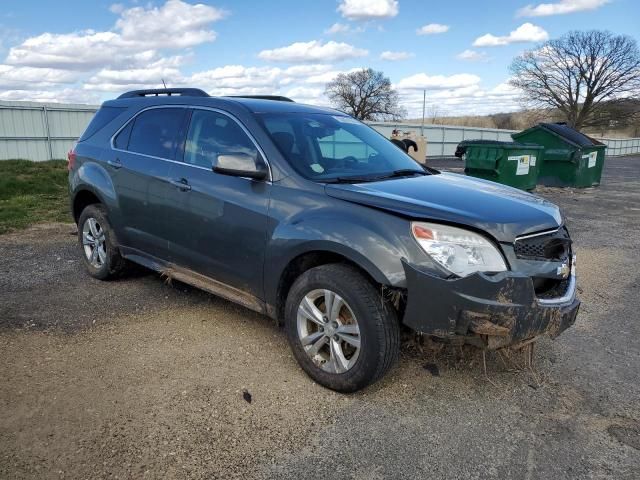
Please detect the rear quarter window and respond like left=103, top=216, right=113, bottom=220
left=113, top=121, right=133, bottom=150
left=79, top=106, right=126, bottom=142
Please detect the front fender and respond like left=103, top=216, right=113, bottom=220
left=263, top=203, right=425, bottom=309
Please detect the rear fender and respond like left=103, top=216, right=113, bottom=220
left=70, top=159, right=121, bottom=228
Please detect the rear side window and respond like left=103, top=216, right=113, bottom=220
left=79, top=106, right=125, bottom=142
left=127, top=108, right=186, bottom=159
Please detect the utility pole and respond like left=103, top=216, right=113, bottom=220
left=421, top=89, right=426, bottom=136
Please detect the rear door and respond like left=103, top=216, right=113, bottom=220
left=166, top=108, right=271, bottom=299
left=109, top=106, right=188, bottom=260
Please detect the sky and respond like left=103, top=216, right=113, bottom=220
left=0, top=0, right=638, bottom=116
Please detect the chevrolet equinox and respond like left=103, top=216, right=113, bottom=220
left=68, top=88, right=579, bottom=392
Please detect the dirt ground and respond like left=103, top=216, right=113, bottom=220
left=1, top=157, right=639, bottom=479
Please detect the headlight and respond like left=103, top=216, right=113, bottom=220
left=411, top=222, right=507, bottom=277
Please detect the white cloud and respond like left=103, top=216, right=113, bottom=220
left=115, top=0, right=226, bottom=49
left=84, top=59, right=185, bottom=92
left=0, top=88, right=100, bottom=104
left=109, top=3, right=125, bottom=14
left=324, top=23, right=365, bottom=35
left=6, top=0, right=225, bottom=70
left=416, top=23, right=450, bottom=35
left=304, top=67, right=362, bottom=85
left=284, top=86, right=326, bottom=105
left=396, top=73, right=482, bottom=90
left=473, top=23, right=549, bottom=47
left=337, top=0, right=398, bottom=20
left=380, top=51, right=414, bottom=61
left=258, top=40, right=368, bottom=63
left=0, top=65, right=79, bottom=89
left=456, top=49, right=489, bottom=62
left=284, top=64, right=334, bottom=77
left=183, top=64, right=342, bottom=101
left=518, top=0, right=610, bottom=17
left=325, top=23, right=350, bottom=34
left=397, top=78, right=523, bottom=117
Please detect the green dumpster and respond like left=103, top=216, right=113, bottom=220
left=512, top=123, right=606, bottom=188
left=462, top=141, right=544, bottom=190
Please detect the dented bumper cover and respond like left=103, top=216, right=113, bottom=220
left=401, top=258, right=579, bottom=349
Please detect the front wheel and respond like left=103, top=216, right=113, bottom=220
left=285, top=264, right=400, bottom=392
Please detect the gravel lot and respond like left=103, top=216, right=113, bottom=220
left=1, top=156, right=639, bottom=479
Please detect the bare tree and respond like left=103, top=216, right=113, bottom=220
left=427, top=104, right=443, bottom=124
left=325, top=68, right=406, bottom=120
left=510, top=30, right=640, bottom=129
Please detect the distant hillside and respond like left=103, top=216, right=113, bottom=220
left=406, top=100, right=640, bottom=138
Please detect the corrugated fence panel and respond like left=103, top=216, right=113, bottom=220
left=0, top=101, right=98, bottom=160
left=0, top=139, right=50, bottom=160
left=46, top=109, right=96, bottom=138
left=0, top=107, right=47, bottom=137
left=0, top=101, right=638, bottom=160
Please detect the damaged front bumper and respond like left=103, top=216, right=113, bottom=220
left=401, top=257, right=579, bottom=349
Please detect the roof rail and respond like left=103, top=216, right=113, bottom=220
left=117, top=88, right=209, bottom=99
left=227, top=95, right=295, bottom=102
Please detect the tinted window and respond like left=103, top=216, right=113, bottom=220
left=184, top=110, right=258, bottom=168
left=79, top=106, right=125, bottom=142
left=128, top=108, right=186, bottom=159
left=113, top=121, right=133, bottom=149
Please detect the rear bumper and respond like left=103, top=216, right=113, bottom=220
left=401, top=258, right=579, bottom=349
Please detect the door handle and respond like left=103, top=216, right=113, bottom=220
left=170, top=178, right=191, bottom=191
left=107, top=158, right=122, bottom=169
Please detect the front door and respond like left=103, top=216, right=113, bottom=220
left=167, top=108, right=271, bottom=299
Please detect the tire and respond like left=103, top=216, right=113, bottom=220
left=77, top=204, right=128, bottom=280
left=284, top=264, right=400, bottom=392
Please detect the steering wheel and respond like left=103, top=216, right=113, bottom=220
left=342, top=156, right=358, bottom=168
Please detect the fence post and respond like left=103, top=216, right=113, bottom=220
left=42, top=106, right=53, bottom=160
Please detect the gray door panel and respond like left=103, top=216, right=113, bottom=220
left=166, top=108, right=270, bottom=298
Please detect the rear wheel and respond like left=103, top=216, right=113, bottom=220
left=285, top=264, right=400, bottom=392
left=77, top=204, right=128, bottom=280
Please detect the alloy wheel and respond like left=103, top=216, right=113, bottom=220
left=296, top=289, right=361, bottom=374
left=82, top=217, right=107, bottom=269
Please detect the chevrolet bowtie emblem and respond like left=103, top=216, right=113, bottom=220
left=557, top=262, right=570, bottom=279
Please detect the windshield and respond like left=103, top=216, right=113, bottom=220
left=259, top=112, right=425, bottom=182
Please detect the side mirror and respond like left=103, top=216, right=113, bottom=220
left=212, top=152, right=268, bottom=180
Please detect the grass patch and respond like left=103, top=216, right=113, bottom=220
left=0, top=159, right=70, bottom=234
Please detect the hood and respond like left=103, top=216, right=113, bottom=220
left=325, top=172, right=562, bottom=242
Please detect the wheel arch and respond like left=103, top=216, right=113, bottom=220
left=270, top=245, right=392, bottom=322
left=72, top=189, right=103, bottom=223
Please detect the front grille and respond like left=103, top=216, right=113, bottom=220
left=514, top=227, right=571, bottom=261
left=533, top=277, right=570, bottom=299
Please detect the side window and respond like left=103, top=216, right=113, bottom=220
left=114, top=121, right=133, bottom=149
left=127, top=108, right=186, bottom=159
left=184, top=110, right=258, bottom=168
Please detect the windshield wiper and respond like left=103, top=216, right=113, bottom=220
left=322, top=169, right=428, bottom=184
left=379, top=169, right=428, bottom=179
left=323, top=175, right=384, bottom=184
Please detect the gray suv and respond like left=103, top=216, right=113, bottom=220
left=68, top=88, right=579, bottom=392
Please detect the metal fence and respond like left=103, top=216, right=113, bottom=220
left=368, top=122, right=516, bottom=157
left=367, top=121, right=640, bottom=158
left=0, top=101, right=98, bottom=160
left=0, top=101, right=638, bottom=161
